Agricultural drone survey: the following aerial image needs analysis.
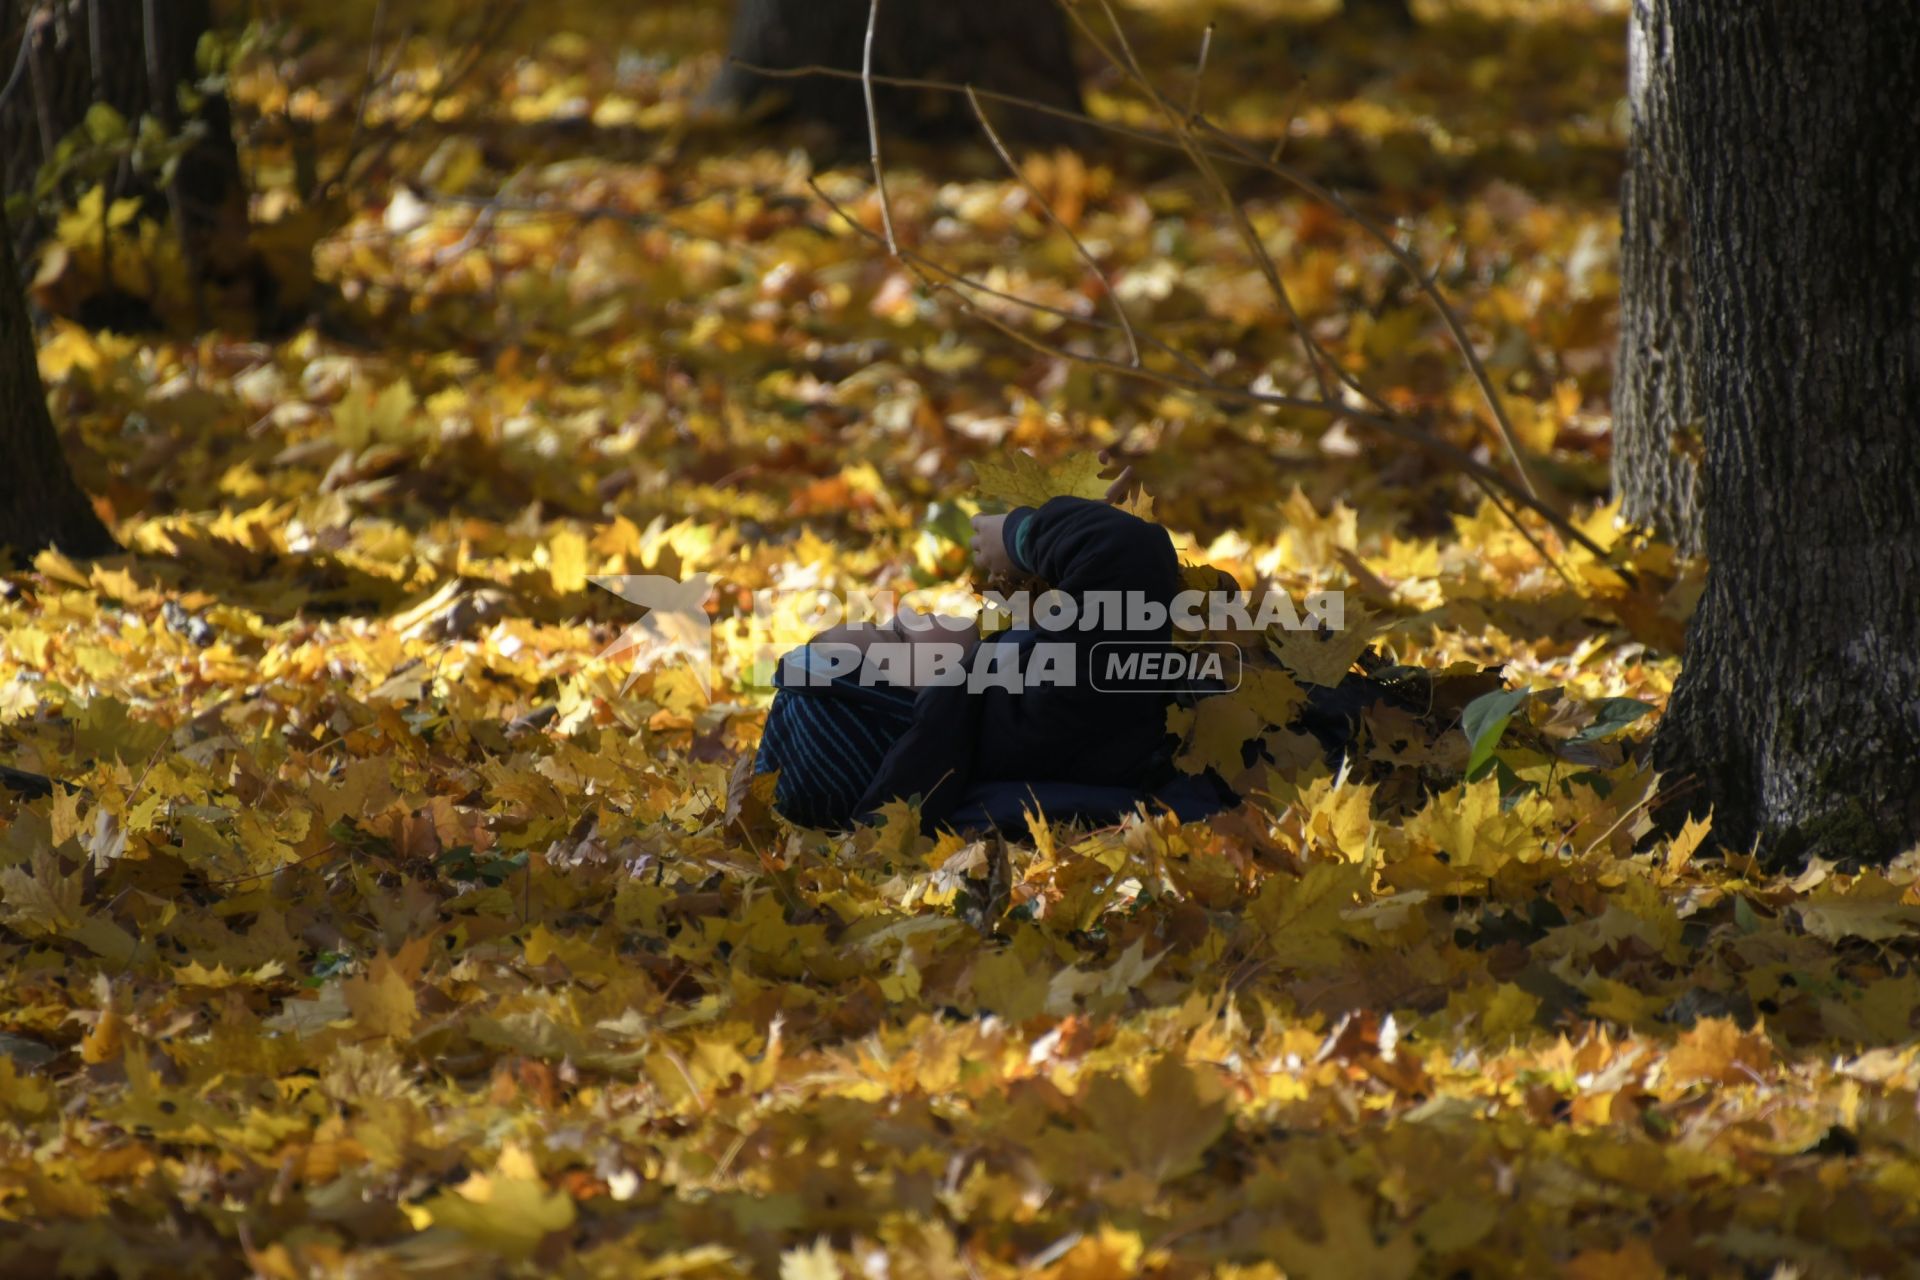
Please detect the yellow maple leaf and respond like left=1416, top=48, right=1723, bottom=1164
left=1446, top=982, right=1543, bottom=1041
left=80, top=1007, right=124, bottom=1066
left=405, top=1143, right=575, bottom=1259
left=1248, top=862, right=1367, bottom=970
left=1238, top=664, right=1307, bottom=726
left=1305, top=777, right=1376, bottom=863
left=1268, top=603, right=1380, bottom=688
left=1168, top=695, right=1262, bottom=777
left=546, top=528, right=589, bottom=595
left=1407, top=777, right=1548, bottom=881
left=1266, top=1182, right=1417, bottom=1280
left=778, top=1239, right=844, bottom=1280
left=0, top=1057, right=51, bottom=1121
left=342, top=952, right=420, bottom=1040
left=1034, top=1225, right=1149, bottom=1279
left=973, top=452, right=1108, bottom=509
left=333, top=379, right=417, bottom=451
left=1664, top=1017, right=1773, bottom=1087
left=0, top=849, right=84, bottom=936
left=1563, top=1238, right=1665, bottom=1280
left=969, top=948, right=1050, bottom=1021
left=1664, top=809, right=1713, bottom=873
left=1796, top=896, right=1920, bottom=944
left=1079, top=1055, right=1229, bottom=1183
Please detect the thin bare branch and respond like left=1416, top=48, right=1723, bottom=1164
left=23, top=14, right=53, bottom=155
left=736, top=55, right=1544, bottom=499
left=331, top=0, right=527, bottom=201
left=965, top=85, right=1139, bottom=366
left=342, top=0, right=390, bottom=185
left=0, top=7, right=32, bottom=115
left=1187, top=23, right=1214, bottom=120
left=794, top=14, right=1584, bottom=566
left=142, top=0, right=207, bottom=326
left=808, top=176, right=1210, bottom=381
left=1469, top=472, right=1577, bottom=590
left=731, top=58, right=1161, bottom=146
left=808, top=176, right=1605, bottom=560
left=1070, top=1, right=1336, bottom=402
left=85, top=0, right=103, bottom=100
left=861, top=0, right=898, bottom=256
left=1194, top=119, right=1542, bottom=498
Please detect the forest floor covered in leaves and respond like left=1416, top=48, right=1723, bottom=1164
left=5, top=0, right=1920, bottom=1275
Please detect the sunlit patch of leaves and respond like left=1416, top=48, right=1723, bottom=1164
left=8, top=0, right=1920, bottom=1276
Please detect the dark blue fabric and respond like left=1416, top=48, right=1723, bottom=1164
left=856, top=497, right=1184, bottom=833
left=755, top=647, right=916, bottom=830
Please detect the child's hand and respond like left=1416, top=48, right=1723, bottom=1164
left=970, top=513, right=1014, bottom=576
left=1099, top=449, right=1140, bottom=505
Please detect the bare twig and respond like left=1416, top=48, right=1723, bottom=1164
left=1187, top=22, right=1215, bottom=120
left=0, top=5, right=33, bottom=115
left=142, top=0, right=207, bottom=325
left=1194, top=119, right=1542, bottom=498
left=23, top=14, right=54, bottom=156
left=932, top=249, right=1210, bottom=380
left=1071, top=1, right=1335, bottom=401
left=808, top=176, right=1219, bottom=382
left=341, top=0, right=390, bottom=183
left=786, top=7, right=1595, bottom=573
left=85, top=0, right=103, bottom=100
left=965, top=85, right=1139, bottom=366
left=737, top=54, right=1545, bottom=499
left=429, top=192, right=498, bottom=267
left=861, top=0, right=897, bottom=255
left=732, top=59, right=1154, bottom=147
left=807, top=179, right=1606, bottom=560
left=1472, top=470, right=1577, bottom=590
left=426, top=187, right=791, bottom=267
left=327, top=0, right=527, bottom=202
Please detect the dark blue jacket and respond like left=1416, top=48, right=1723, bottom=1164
left=855, top=497, right=1183, bottom=829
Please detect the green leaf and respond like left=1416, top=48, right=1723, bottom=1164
left=1571, top=697, right=1656, bottom=743
left=924, top=500, right=974, bottom=547
left=83, top=103, right=129, bottom=146
left=1490, top=755, right=1534, bottom=809
left=1461, top=687, right=1530, bottom=780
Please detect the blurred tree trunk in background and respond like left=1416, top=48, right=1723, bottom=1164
left=705, top=0, right=1086, bottom=145
left=1612, top=0, right=1703, bottom=554
left=0, top=0, right=247, bottom=320
left=0, top=220, right=114, bottom=556
left=1343, top=0, right=1414, bottom=28
left=1654, top=2, right=1920, bottom=868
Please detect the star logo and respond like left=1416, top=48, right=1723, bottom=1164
left=590, top=573, right=716, bottom=696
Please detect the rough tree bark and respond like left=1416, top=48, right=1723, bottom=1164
left=1611, top=0, right=1703, bottom=554
left=0, top=220, right=115, bottom=556
left=1, top=0, right=246, bottom=302
left=1654, top=2, right=1920, bottom=867
left=704, top=0, right=1086, bottom=144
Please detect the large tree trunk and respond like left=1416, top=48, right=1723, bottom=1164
left=704, top=0, right=1087, bottom=145
left=1343, top=0, right=1415, bottom=29
left=1654, top=2, right=1920, bottom=868
left=0, top=220, right=115, bottom=557
left=1, top=0, right=247, bottom=316
left=1611, top=0, right=1703, bottom=555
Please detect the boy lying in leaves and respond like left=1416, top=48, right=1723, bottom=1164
left=753, top=455, right=1496, bottom=833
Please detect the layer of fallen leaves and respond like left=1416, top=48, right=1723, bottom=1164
left=7, top=1, right=1920, bottom=1277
